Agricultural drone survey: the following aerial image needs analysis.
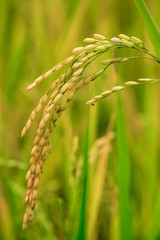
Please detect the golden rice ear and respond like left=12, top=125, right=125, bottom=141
left=85, top=76, right=160, bottom=106
left=22, top=33, right=158, bottom=230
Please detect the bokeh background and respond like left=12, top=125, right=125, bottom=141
left=1, top=0, right=160, bottom=239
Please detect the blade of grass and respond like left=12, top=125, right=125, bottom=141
left=143, top=84, right=156, bottom=194
left=133, top=0, right=160, bottom=59
left=116, top=92, right=132, bottom=240
left=132, top=3, right=160, bottom=238
left=77, top=108, right=90, bottom=240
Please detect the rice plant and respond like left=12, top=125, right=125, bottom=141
left=22, top=32, right=160, bottom=230
left=1, top=0, right=160, bottom=239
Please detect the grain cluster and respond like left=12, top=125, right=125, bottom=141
left=22, top=33, right=159, bottom=229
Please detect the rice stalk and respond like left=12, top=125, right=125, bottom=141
left=21, top=33, right=159, bottom=229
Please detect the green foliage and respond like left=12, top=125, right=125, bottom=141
left=116, top=93, right=132, bottom=240
left=133, top=0, right=160, bottom=59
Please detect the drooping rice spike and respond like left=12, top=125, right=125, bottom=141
left=22, top=33, right=159, bottom=230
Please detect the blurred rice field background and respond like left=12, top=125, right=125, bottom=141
left=1, top=0, right=160, bottom=239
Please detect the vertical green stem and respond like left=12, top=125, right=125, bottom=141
left=77, top=111, right=90, bottom=240
left=116, top=93, right=132, bottom=240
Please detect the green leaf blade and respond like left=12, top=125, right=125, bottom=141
left=116, top=93, right=132, bottom=240
left=134, top=0, right=160, bottom=59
